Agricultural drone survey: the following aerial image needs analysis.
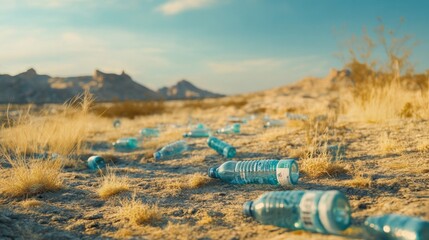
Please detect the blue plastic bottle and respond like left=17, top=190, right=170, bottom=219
left=87, top=156, right=106, bottom=170
left=207, top=136, right=236, bottom=158
left=286, top=112, right=309, bottom=121
left=364, top=214, right=429, bottom=240
left=140, top=128, right=159, bottom=137
left=113, top=137, right=140, bottom=152
left=243, top=190, right=352, bottom=234
left=264, top=119, right=285, bottom=128
left=154, top=140, right=188, bottom=160
left=216, top=123, right=241, bottom=134
left=183, top=128, right=211, bottom=138
left=113, top=119, right=121, bottom=128
left=208, top=159, right=299, bottom=186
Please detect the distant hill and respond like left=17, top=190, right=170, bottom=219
left=158, top=80, right=224, bottom=100
left=0, top=69, right=219, bottom=103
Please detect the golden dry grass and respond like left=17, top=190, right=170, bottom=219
left=197, top=212, right=214, bottom=225
left=0, top=92, right=95, bottom=155
left=344, top=176, right=372, bottom=188
left=116, top=196, right=162, bottom=226
left=377, top=132, right=404, bottom=154
left=300, top=154, right=348, bottom=178
left=20, top=199, right=43, bottom=208
left=0, top=158, right=63, bottom=197
left=417, top=139, right=429, bottom=152
left=344, top=80, right=429, bottom=123
left=163, top=173, right=211, bottom=194
left=98, top=169, right=130, bottom=199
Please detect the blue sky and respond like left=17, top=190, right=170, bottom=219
left=0, top=0, right=428, bottom=94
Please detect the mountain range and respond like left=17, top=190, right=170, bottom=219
left=0, top=69, right=223, bottom=103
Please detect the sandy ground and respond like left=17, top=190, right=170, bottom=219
left=0, top=84, right=428, bottom=239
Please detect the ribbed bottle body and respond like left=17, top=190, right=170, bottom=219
left=154, top=140, right=188, bottom=160
left=113, top=137, right=139, bottom=152
left=210, top=159, right=299, bottom=186
left=140, top=128, right=159, bottom=137
left=364, top=214, right=429, bottom=240
left=244, top=190, right=351, bottom=234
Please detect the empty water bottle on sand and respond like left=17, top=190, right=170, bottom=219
left=286, top=112, right=309, bottom=121
left=183, top=128, right=211, bottom=138
left=228, top=116, right=248, bottom=124
left=216, top=123, right=240, bottom=134
left=154, top=140, right=188, bottom=160
left=207, top=136, right=236, bottom=158
left=208, top=159, right=299, bottom=186
left=113, top=137, right=140, bottom=152
left=264, top=119, right=285, bottom=128
left=364, top=214, right=429, bottom=240
left=140, top=128, right=159, bottom=137
left=87, top=156, right=106, bottom=170
left=243, top=190, right=351, bottom=234
left=113, top=119, right=121, bottom=128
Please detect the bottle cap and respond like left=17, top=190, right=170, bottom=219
left=318, top=191, right=351, bottom=233
left=208, top=167, right=217, bottom=178
left=242, top=201, right=253, bottom=217
left=153, top=152, right=161, bottom=160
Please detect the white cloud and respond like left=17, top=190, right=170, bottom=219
left=157, top=0, right=215, bottom=15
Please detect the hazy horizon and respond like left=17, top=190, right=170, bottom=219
left=1, top=0, right=428, bottom=94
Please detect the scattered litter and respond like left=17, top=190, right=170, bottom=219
left=207, top=136, right=236, bottom=158
left=216, top=123, right=240, bottom=134
left=209, top=159, right=299, bottom=186
left=364, top=214, right=429, bottom=240
left=243, top=190, right=351, bottom=234
left=87, top=156, right=106, bottom=170
left=154, top=140, right=188, bottom=160
left=113, top=137, right=140, bottom=152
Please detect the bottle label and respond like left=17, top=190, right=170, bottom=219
left=299, top=192, right=317, bottom=230
left=276, top=160, right=290, bottom=186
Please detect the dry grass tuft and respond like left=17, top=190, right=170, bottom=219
left=0, top=91, right=95, bottom=155
left=417, top=139, right=429, bottom=152
left=197, top=212, right=214, bottom=225
left=98, top=170, right=130, bottom=199
left=187, top=173, right=211, bottom=189
left=300, top=155, right=348, bottom=178
left=164, top=173, right=211, bottom=193
left=116, top=196, right=162, bottom=226
left=21, top=199, right=43, bottom=208
left=0, top=158, right=63, bottom=197
left=377, top=132, right=404, bottom=154
left=344, top=176, right=372, bottom=188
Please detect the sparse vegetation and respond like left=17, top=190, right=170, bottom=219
left=0, top=157, right=63, bottom=197
left=98, top=169, right=130, bottom=199
left=117, top=196, right=162, bottom=226
left=0, top=92, right=94, bottom=155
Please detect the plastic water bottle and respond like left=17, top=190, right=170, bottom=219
left=364, top=214, right=429, bottom=240
left=207, top=136, right=236, bottom=158
left=87, top=156, right=106, bottom=170
left=264, top=119, right=285, bottom=128
left=208, top=159, right=299, bottom=186
left=140, top=128, right=159, bottom=137
left=113, top=119, right=121, bottom=128
left=154, top=140, right=188, bottom=160
left=228, top=116, right=247, bottom=124
left=183, top=128, right=211, bottom=138
left=216, top=123, right=240, bottom=134
left=243, top=190, right=352, bottom=234
left=113, top=137, right=140, bottom=152
left=286, top=112, right=309, bottom=121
